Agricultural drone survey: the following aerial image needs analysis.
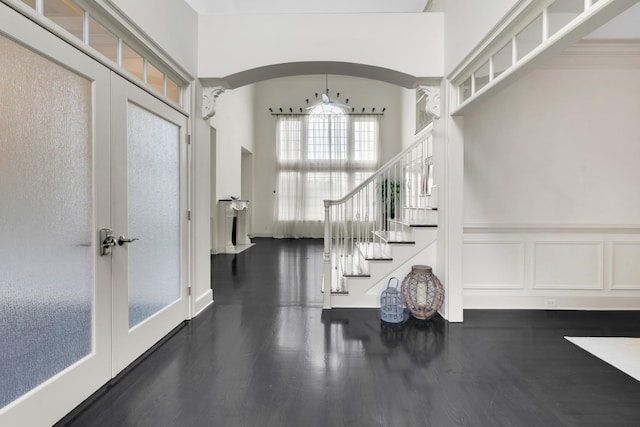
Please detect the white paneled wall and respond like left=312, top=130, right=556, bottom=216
left=533, top=241, right=603, bottom=290
left=611, top=242, right=640, bottom=290
left=463, top=241, right=524, bottom=289
left=462, top=45, right=640, bottom=311
left=464, top=230, right=640, bottom=309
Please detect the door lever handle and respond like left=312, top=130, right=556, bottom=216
left=118, top=235, right=140, bottom=246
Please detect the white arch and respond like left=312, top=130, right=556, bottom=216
left=202, top=61, right=439, bottom=90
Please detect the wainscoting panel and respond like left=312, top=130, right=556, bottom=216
left=533, top=241, right=603, bottom=290
left=463, top=241, right=524, bottom=289
left=611, top=241, right=640, bottom=290
left=463, top=227, right=640, bottom=310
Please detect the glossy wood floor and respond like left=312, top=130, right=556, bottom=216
left=60, top=238, right=640, bottom=426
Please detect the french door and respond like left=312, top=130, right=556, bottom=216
left=0, top=5, right=189, bottom=425
left=110, top=74, right=189, bottom=374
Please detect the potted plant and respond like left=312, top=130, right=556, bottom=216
left=379, top=178, right=401, bottom=229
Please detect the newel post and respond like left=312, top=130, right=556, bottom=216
left=323, top=200, right=332, bottom=309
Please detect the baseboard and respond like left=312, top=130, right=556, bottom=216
left=193, top=289, right=213, bottom=317
left=464, top=295, right=640, bottom=310
left=250, top=233, right=274, bottom=238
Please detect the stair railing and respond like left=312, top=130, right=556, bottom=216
left=323, top=124, right=434, bottom=308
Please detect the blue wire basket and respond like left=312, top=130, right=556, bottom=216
left=380, top=277, right=404, bottom=323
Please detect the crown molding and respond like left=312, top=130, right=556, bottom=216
left=542, top=39, right=640, bottom=68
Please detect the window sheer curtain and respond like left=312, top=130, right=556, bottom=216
left=274, top=107, right=379, bottom=238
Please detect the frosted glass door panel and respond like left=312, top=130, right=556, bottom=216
left=0, top=35, right=92, bottom=408
left=127, top=103, right=180, bottom=328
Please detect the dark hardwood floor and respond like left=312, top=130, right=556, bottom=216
left=60, top=238, right=640, bottom=426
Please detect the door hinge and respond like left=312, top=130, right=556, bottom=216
left=188, top=286, right=192, bottom=296
left=186, top=134, right=191, bottom=145
left=187, top=210, right=192, bottom=220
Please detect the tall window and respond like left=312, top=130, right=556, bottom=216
left=275, top=104, right=379, bottom=237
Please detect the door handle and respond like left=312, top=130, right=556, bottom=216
left=100, top=228, right=116, bottom=255
left=118, top=235, right=140, bottom=246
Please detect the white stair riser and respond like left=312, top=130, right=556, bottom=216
left=333, top=244, right=438, bottom=308
left=338, top=229, right=438, bottom=308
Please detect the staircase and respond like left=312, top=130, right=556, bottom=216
left=322, top=126, right=438, bottom=308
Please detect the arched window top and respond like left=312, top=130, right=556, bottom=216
left=309, top=103, right=347, bottom=115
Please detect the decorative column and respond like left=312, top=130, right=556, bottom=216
left=202, top=86, right=225, bottom=120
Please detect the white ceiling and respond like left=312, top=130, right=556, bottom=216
left=183, top=0, right=432, bottom=15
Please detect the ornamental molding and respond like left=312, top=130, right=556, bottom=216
left=542, top=40, right=640, bottom=69
left=202, top=86, right=225, bottom=120
left=417, top=85, right=441, bottom=120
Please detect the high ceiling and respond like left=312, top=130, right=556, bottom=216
left=183, top=0, right=434, bottom=15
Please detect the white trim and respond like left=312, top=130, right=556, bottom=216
left=465, top=224, right=640, bottom=234
left=447, top=0, right=536, bottom=81
left=90, top=0, right=193, bottom=83
left=194, top=290, right=214, bottom=316
left=0, top=0, right=191, bottom=115
left=464, top=294, right=640, bottom=310
left=541, top=39, right=640, bottom=69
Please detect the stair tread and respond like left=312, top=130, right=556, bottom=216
left=355, top=242, right=393, bottom=261
left=343, top=272, right=371, bottom=278
left=338, top=246, right=370, bottom=278
left=388, top=218, right=437, bottom=228
left=372, top=230, right=415, bottom=244
left=404, top=206, right=438, bottom=211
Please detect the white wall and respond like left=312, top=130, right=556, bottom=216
left=444, top=0, right=518, bottom=75
left=462, top=54, right=640, bottom=310
left=211, top=85, right=255, bottom=200
left=111, top=0, right=198, bottom=76
left=251, top=75, right=405, bottom=237
left=198, top=13, right=443, bottom=80
left=210, top=84, right=255, bottom=252
left=464, top=66, right=640, bottom=226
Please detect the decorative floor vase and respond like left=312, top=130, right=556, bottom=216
left=401, top=265, right=444, bottom=320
